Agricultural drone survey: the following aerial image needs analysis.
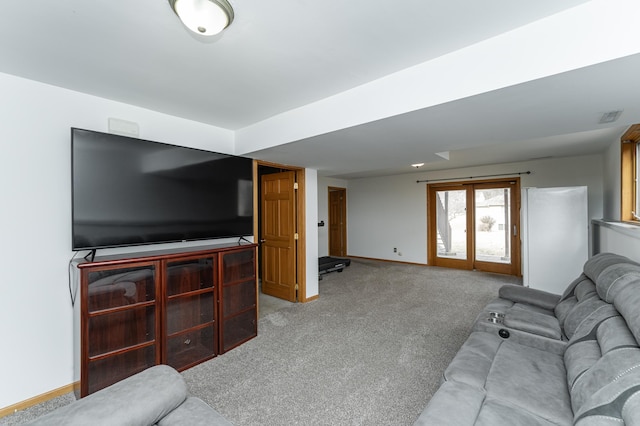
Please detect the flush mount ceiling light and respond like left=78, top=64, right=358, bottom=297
left=169, top=0, right=234, bottom=36
left=411, top=163, right=425, bottom=168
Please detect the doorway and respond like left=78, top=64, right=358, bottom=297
left=427, top=178, right=521, bottom=275
left=328, top=187, right=347, bottom=257
left=256, top=162, right=307, bottom=303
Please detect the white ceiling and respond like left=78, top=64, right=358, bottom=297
left=1, top=0, right=638, bottom=178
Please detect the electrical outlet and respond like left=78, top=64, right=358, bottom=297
left=393, top=247, right=397, bottom=253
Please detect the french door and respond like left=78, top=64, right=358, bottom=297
left=427, top=178, right=521, bottom=275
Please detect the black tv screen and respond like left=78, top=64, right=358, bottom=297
left=71, top=128, right=253, bottom=250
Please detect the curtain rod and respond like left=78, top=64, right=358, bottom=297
left=416, top=171, right=531, bottom=184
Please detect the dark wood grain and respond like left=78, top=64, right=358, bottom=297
left=78, top=243, right=257, bottom=396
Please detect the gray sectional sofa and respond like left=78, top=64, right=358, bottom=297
left=25, top=364, right=232, bottom=426
left=415, top=252, right=640, bottom=425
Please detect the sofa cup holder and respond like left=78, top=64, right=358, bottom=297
left=486, top=312, right=505, bottom=324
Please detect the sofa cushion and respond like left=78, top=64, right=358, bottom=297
left=596, top=263, right=640, bottom=303
left=583, top=253, right=639, bottom=284
left=574, top=278, right=598, bottom=301
left=562, top=297, right=614, bottom=339
left=157, top=397, right=233, bottom=426
left=415, top=379, right=570, bottom=425
left=559, top=273, right=589, bottom=301
left=413, top=380, right=486, bottom=426
left=26, top=365, right=188, bottom=426
left=442, top=332, right=502, bottom=389
left=441, top=332, right=573, bottom=425
left=555, top=276, right=597, bottom=324
left=612, top=280, right=640, bottom=343
left=573, top=372, right=640, bottom=425
left=483, top=340, right=571, bottom=424
left=503, top=305, right=562, bottom=339
left=565, top=315, right=640, bottom=412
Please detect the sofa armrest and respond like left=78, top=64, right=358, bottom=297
left=25, top=365, right=187, bottom=426
left=498, top=285, right=561, bottom=311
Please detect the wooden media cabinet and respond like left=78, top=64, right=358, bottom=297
left=75, top=242, right=257, bottom=396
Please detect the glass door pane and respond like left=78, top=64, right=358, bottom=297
left=435, top=190, right=467, bottom=260
left=474, top=188, right=511, bottom=264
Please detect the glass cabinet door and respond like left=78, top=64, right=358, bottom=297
left=222, top=248, right=255, bottom=283
left=164, top=257, right=217, bottom=370
left=220, top=248, right=257, bottom=353
left=84, top=264, right=157, bottom=395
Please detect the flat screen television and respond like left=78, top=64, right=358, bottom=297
left=71, top=128, right=253, bottom=250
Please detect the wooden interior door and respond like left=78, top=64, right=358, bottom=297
left=261, top=171, right=297, bottom=302
left=329, top=188, right=347, bottom=257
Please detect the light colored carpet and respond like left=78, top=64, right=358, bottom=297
left=183, top=259, right=519, bottom=425
left=2, top=259, right=520, bottom=425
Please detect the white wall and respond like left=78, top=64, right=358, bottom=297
left=346, top=154, right=604, bottom=264
left=305, top=169, right=319, bottom=299
left=317, top=177, right=349, bottom=257
left=347, top=173, right=428, bottom=264
left=594, top=222, right=640, bottom=262
left=602, top=138, right=622, bottom=220
left=0, top=72, right=239, bottom=409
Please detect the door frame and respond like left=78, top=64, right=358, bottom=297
left=427, top=177, right=521, bottom=276
left=328, top=186, right=347, bottom=257
left=254, top=160, right=308, bottom=302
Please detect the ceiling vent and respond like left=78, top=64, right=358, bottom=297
left=599, top=110, right=623, bottom=124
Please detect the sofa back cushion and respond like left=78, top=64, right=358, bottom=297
left=613, top=280, right=640, bottom=345
left=562, top=296, right=612, bottom=340
left=564, top=306, right=621, bottom=389
left=566, top=315, right=640, bottom=415
left=555, top=251, right=636, bottom=338
left=559, top=273, right=591, bottom=302
left=583, top=253, right=639, bottom=284
left=555, top=277, right=597, bottom=335
left=573, top=371, right=640, bottom=425
left=597, top=263, right=640, bottom=303
left=565, top=261, right=640, bottom=423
